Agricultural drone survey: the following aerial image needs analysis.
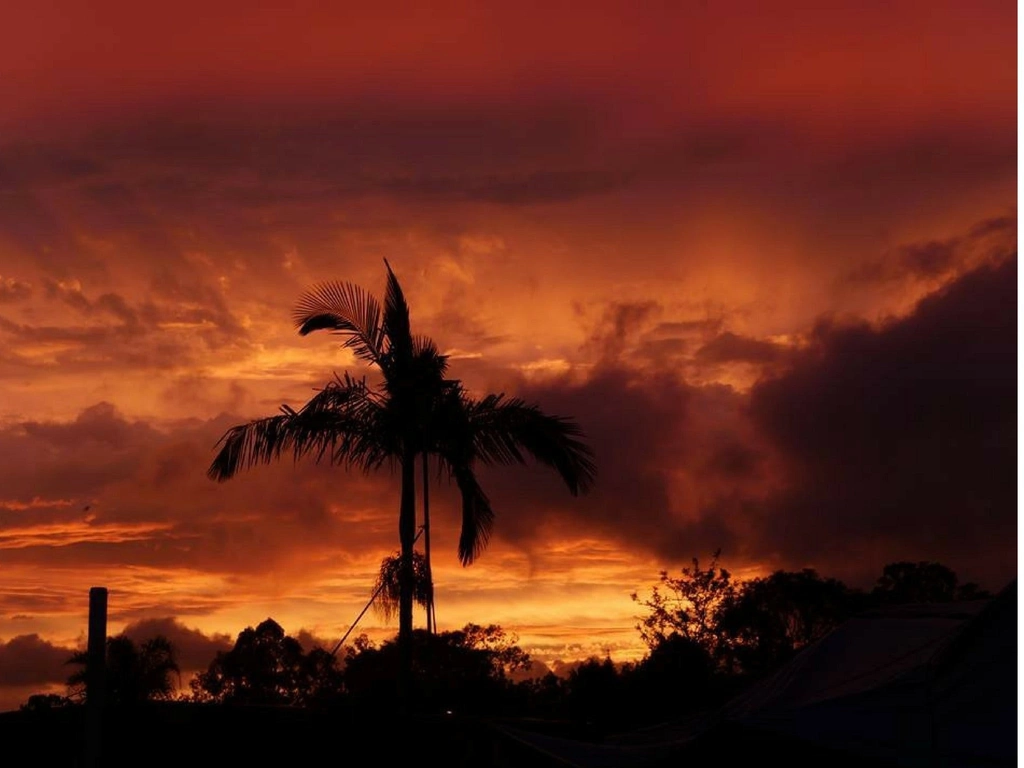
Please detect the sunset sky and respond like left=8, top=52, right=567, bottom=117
left=0, top=1, right=1016, bottom=710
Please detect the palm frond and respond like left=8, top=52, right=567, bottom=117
left=293, top=281, right=386, bottom=368
left=381, top=259, right=413, bottom=364
left=468, top=394, right=597, bottom=495
left=452, top=463, right=495, bottom=566
left=207, top=378, right=383, bottom=481
left=412, top=335, right=450, bottom=379
left=295, top=377, right=403, bottom=473
left=65, top=651, right=89, bottom=695
left=208, top=415, right=300, bottom=481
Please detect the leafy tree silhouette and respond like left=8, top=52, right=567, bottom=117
left=633, top=555, right=994, bottom=686
left=633, top=554, right=857, bottom=676
left=632, top=549, right=736, bottom=660
left=872, top=560, right=959, bottom=605
left=208, top=262, right=595, bottom=698
left=341, top=623, right=530, bottom=714
left=717, top=568, right=853, bottom=675
left=190, top=618, right=342, bottom=706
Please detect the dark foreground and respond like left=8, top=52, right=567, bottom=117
left=0, top=702, right=873, bottom=768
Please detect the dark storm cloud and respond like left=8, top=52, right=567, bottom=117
left=0, top=634, right=72, bottom=686
left=142, top=271, right=250, bottom=341
left=0, top=319, right=121, bottom=348
left=0, top=142, right=105, bottom=185
left=651, top=320, right=724, bottom=336
left=582, top=301, right=662, bottom=361
left=22, top=401, right=157, bottom=447
left=42, top=279, right=139, bottom=327
left=847, top=214, right=1017, bottom=285
left=440, top=256, right=1016, bottom=591
left=630, top=320, right=724, bottom=366
left=0, top=169, right=66, bottom=253
left=0, top=273, right=252, bottom=376
left=0, top=403, right=152, bottom=501
left=0, top=100, right=625, bottom=214
left=580, top=306, right=750, bottom=373
left=445, top=366, right=765, bottom=565
left=450, top=169, right=633, bottom=205
left=703, top=442, right=761, bottom=478
left=10, top=102, right=1009, bottom=238
left=0, top=620, right=229, bottom=705
left=694, top=332, right=786, bottom=365
left=121, top=618, right=231, bottom=671
left=0, top=403, right=400, bottom=575
left=802, top=128, right=1017, bottom=222
left=634, top=337, right=690, bottom=362
left=748, top=256, right=1017, bottom=586
left=0, top=101, right=1014, bottom=339
left=836, top=128, right=1016, bottom=187
left=96, top=100, right=595, bottom=172
left=967, top=215, right=1016, bottom=239
left=294, top=628, right=336, bottom=653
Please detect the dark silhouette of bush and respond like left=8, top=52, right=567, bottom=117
left=20, top=693, right=74, bottom=712
left=563, top=656, right=624, bottom=726
left=342, top=624, right=530, bottom=715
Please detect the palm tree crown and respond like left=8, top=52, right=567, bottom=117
left=208, top=262, right=595, bottom=693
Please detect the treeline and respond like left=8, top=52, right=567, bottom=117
left=22, top=558, right=991, bottom=728
left=632, top=555, right=988, bottom=680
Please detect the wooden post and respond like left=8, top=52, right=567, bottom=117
left=84, top=587, right=107, bottom=768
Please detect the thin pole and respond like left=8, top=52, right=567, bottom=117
left=422, top=452, right=434, bottom=634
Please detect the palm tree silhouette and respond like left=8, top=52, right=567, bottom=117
left=208, top=262, right=595, bottom=695
left=67, top=635, right=180, bottom=705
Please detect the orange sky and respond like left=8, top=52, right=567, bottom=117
left=0, top=1, right=1016, bottom=710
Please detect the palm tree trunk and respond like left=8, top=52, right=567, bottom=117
left=398, top=447, right=417, bottom=706
left=422, top=452, right=434, bottom=634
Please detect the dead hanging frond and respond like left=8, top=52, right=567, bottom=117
left=372, top=551, right=431, bottom=622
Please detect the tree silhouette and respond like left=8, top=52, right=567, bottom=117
left=341, top=623, right=530, bottom=714
left=872, top=560, right=959, bottom=605
left=632, top=549, right=735, bottom=660
left=717, top=568, right=853, bottom=675
left=20, top=693, right=74, bottom=712
left=190, top=618, right=343, bottom=706
left=208, top=262, right=595, bottom=695
left=67, top=634, right=180, bottom=705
